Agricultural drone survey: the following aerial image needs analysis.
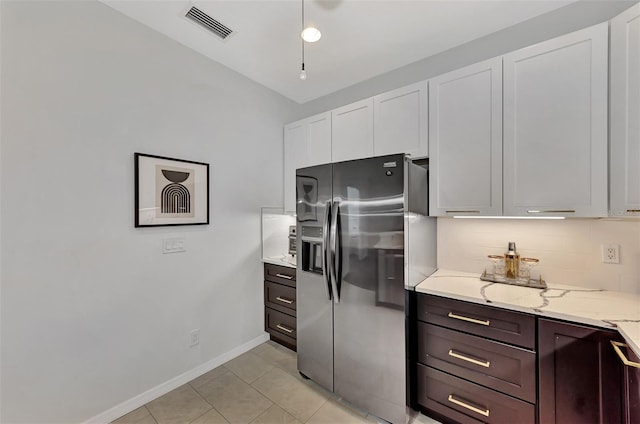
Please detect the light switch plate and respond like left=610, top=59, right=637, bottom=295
left=163, top=237, right=186, bottom=254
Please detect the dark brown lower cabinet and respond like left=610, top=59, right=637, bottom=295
left=538, top=318, right=623, bottom=424
left=414, top=294, right=536, bottom=424
left=263, top=263, right=296, bottom=351
left=414, top=294, right=638, bottom=424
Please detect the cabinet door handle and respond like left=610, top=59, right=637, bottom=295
left=447, top=394, right=490, bottom=417
left=611, top=341, right=640, bottom=368
left=526, top=209, right=575, bottom=214
left=276, top=324, right=294, bottom=334
left=448, top=312, right=490, bottom=326
left=448, top=349, right=491, bottom=368
left=275, top=273, right=293, bottom=280
left=626, top=209, right=640, bottom=213
left=275, top=296, right=294, bottom=304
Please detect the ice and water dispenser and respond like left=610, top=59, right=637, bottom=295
left=300, top=225, right=323, bottom=275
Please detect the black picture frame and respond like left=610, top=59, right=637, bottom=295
left=134, top=152, right=210, bottom=227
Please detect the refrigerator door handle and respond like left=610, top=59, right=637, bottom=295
left=330, top=199, right=341, bottom=303
left=322, top=200, right=332, bottom=301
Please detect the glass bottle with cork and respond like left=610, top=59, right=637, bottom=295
left=505, top=242, right=520, bottom=279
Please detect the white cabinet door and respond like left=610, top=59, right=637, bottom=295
left=610, top=4, right=640, bottom=217
left=306, top=112, right=332, bottom=166
left=283, top=120, right=308, bottom=213
left=503, top=23, right=608, bottom=217
left=331, top=98, right=374, bottom=162
left=373, top=82, right=428, bottom=158
left=428, top=57, right=503, bottom=217
left=283, top=113, right=331, bottom=213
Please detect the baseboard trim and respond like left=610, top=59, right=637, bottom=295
left=84, top=333, right=270, bottom=424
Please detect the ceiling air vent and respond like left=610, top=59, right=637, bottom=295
left=185, top=6, right=233, bottom=40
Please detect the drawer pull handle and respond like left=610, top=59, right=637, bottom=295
left=448, top=394, right=490, bottom=417
left=448, top=349, right=491, bottom=368
left=627, top=209, right=640, bottom=213
left=276, top=324, right=294, bottom=334
left=448, top=312, right=490, bottom=326
left=611, top=341, right=640, bottom=368
left=275, top=273, right=294, bottom=280
left=276, top=296, right=294, bottom=304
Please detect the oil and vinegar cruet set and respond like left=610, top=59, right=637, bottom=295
left=481, top=242, right=547, bottom=289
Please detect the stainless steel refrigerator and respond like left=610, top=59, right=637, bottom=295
left=295, top=154, right=437, bottom=423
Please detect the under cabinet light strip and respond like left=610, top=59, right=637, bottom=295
left=453, top=216, right=566, bottom=220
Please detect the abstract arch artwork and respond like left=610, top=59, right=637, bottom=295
left=159, top=169, right=192, bottom=215
left=134, top=153, right=209, bottom=227
left=161, top=181, right=191, bottom=213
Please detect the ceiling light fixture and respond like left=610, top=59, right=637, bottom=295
left=299, top=0, right=306, bottom=80
left=299, top=0, right=321, bottom=80
left=300, top=0, right=321, bottom=42
left=301, top=27, right=322, bottom=43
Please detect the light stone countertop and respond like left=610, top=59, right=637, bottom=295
left=263, top=255, right=297, bottom=269
left=415, top=269, right=640, bottom=357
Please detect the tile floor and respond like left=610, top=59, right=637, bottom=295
left=111, top=341, right=439, bottom=424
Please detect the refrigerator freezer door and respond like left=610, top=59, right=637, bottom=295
left=296, top=163, right=334, bottom=391
left=332, top=154, right=408, bottom=424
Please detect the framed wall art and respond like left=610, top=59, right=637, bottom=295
left=134, top=153, right=209, bottom=227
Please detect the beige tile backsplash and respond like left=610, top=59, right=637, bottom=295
left=437, top=218, right=640, bottom=294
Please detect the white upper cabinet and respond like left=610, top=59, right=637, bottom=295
left=283, top=113, right=332, bottom=213
left=283, top=120, right=308, bottom=213
left=331, top=98, right=374, bottom=162
left=610, top=3, right=640, bottom=217
left=306, top=112, right=332, bottom=167
left=373, top=82, right=428, bottom=158
left=428, top=57, right=503, bottom=217
left=503, top=23, right=609, bottom=217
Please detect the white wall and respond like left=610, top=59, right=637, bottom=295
left=0, top=1, right=297, bottom=423
left=437, top=218, right=640, bottom=294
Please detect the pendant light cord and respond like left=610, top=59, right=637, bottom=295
left=301, top=0, right=305, bottom=69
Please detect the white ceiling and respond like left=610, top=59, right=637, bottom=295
left=101, top=0, right=575, bottom=104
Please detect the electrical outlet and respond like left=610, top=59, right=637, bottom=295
left=602, top=244, right=620, bottom=264
left=189, top=329, right=200, bottom=347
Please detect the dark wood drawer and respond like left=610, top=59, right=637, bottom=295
left=265, top=307, right=296, bottom=342
left=417, top=364, right=535, bottom=424
left=265, top=281, right=297, bottom=315
left=264, top=263, right=296, bottom=287
left=417, top=294, right=535, bottom=349
left=418, top=322, right=536, bottom=403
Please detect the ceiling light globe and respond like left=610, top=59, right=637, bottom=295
left=299, top=69, right=307, bottom=80
left=301, top=27, right=321, bottom=43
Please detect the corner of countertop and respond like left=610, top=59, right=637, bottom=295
left=262, top=255, right=297, bottom=269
